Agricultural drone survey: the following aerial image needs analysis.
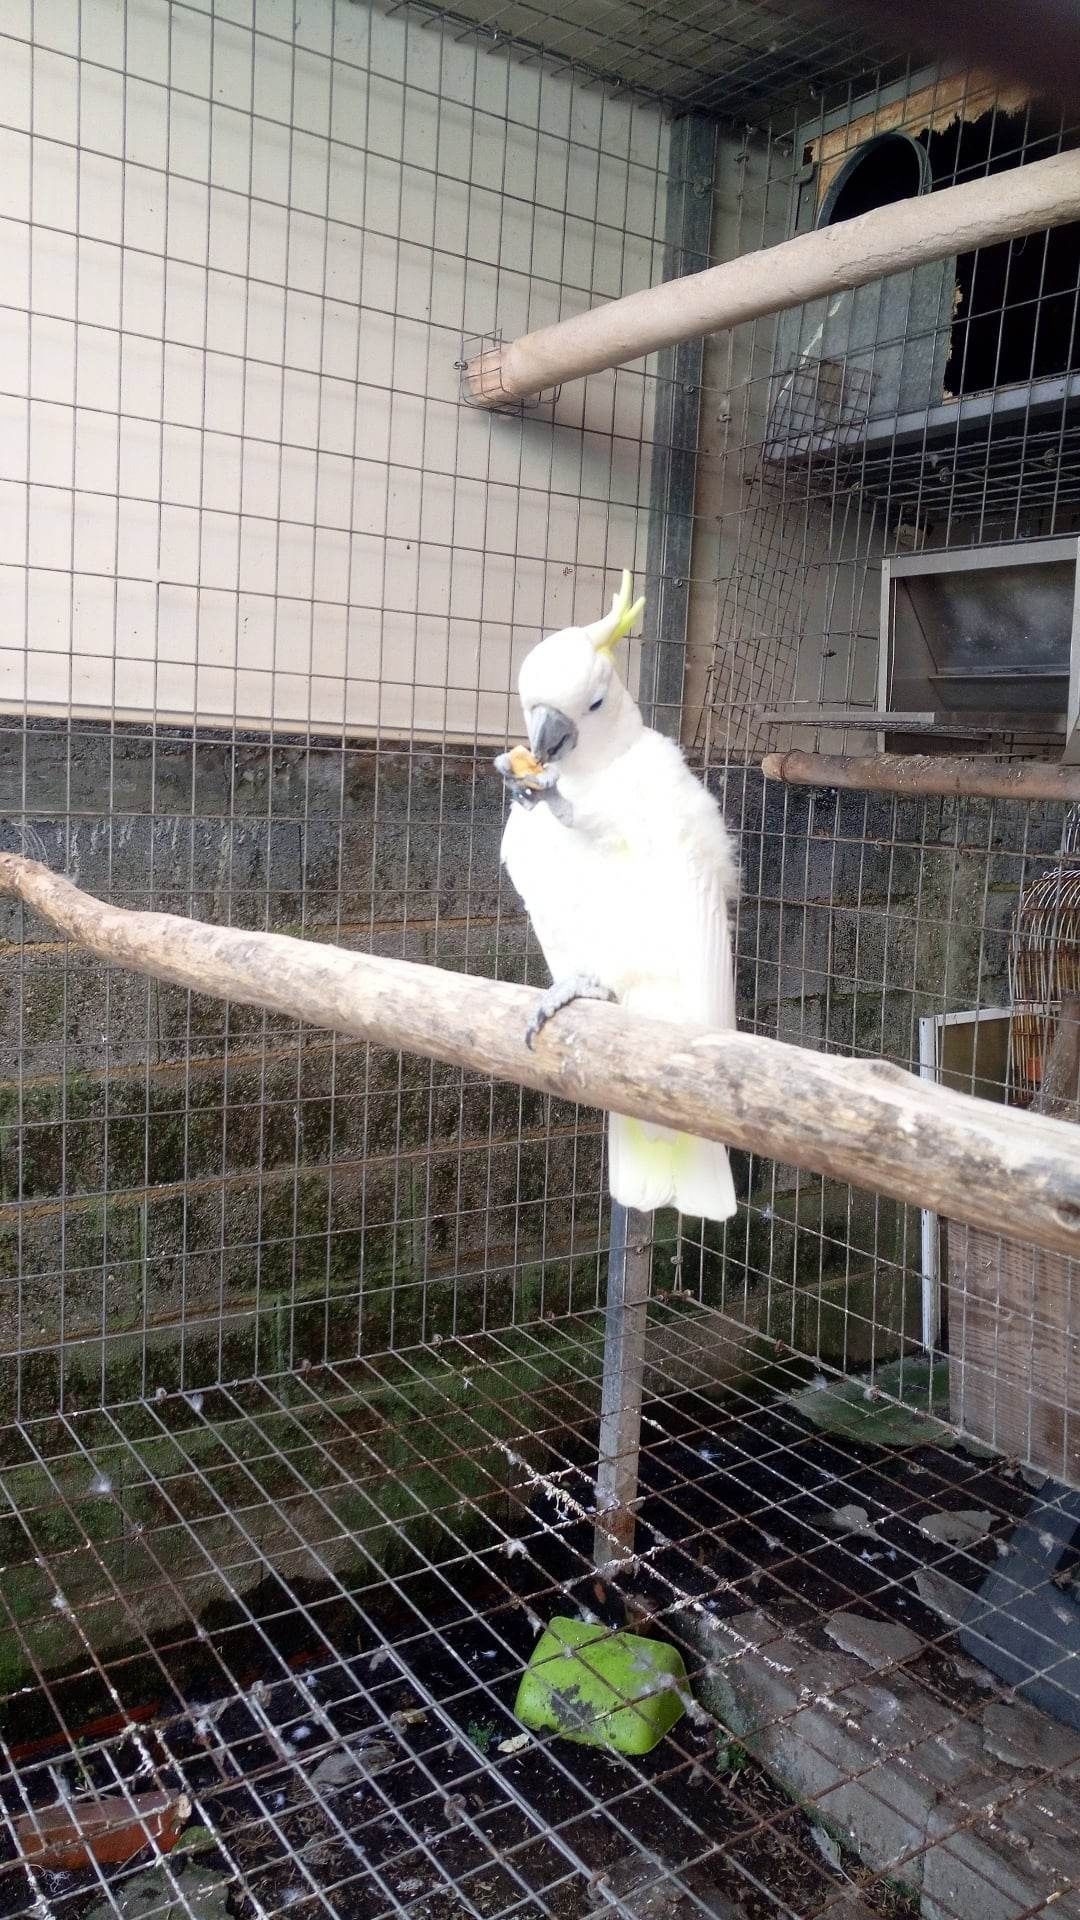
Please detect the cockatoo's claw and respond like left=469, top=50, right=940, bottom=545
left=494, top=751, right=574, bottom=824
left=503, top=776, right=542, bottom=810
left=525, top=974, right=615, bottom=1049
left=494, top=750, right=559, bottom=811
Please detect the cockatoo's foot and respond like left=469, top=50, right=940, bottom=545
left=494, top=751, right=575, bottom=827
left=525, top=974, right=615, bottom=1050
left=494, top=749, right=557, bottom=806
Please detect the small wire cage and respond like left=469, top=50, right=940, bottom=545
left=1009, top=858, right=1080, bottom=1103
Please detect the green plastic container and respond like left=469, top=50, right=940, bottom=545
left=514, top=1615, right=688, bottom=1755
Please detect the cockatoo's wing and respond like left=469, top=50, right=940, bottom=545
left=500, top=800, right=605, bottom=983
left=614, top=841, right=733, bottom=1027
left=590, top=735, right=737, bottom=1025
left=671, top=833, right=737, bottom=1031
left=590, top=737, right=738, bottom=1223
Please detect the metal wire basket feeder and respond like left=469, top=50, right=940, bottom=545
left=1009, top=813, right=1080, bottom=1108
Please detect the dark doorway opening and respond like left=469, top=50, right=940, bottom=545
left=818, top=129, right=929, bottom=226
left=930, top=110, right=1080, bottom=395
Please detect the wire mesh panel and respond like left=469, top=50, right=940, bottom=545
left=678, top=66, right=1080, bottom=1426
left=3, top=3, right=1080, bottom=1919
left=411, top=0, right=895, bottom=121
left=0, top=0, right=677, bottom=1421
left=4, top=1325, right=1080, bottom=1920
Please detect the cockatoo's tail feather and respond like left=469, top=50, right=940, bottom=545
left=608, top=1114, right=737, bottom=1223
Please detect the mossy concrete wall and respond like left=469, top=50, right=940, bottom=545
left=0, top=1333, right=612, bottom=1703
left=5, top=731, right=1069, bottom=1424
left=711, top=765, right=1070, bottom=1360
left=5, top=735, right=1071, bottom=1693
left=0, top=718, right=608, bottom=1418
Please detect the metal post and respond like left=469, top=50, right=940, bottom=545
left=638, top=113, right=717, bottom=743
left=593, top=1204, right=654, bottom=1567
left=592, top=116, right=716, bottom=1569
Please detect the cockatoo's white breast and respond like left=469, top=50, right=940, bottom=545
left=500, top=800, right=613, bottom=984
left=501, top=727, right=738, bottom=1027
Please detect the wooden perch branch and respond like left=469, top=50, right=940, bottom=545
left=762, top=749, right=1080, bottom=804
left=463, top=149, right=1080, bottom=405
left=4, top=851, right=1080, bottom=1258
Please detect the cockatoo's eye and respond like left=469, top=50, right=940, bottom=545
left=588, top=695, right=604, bottom=712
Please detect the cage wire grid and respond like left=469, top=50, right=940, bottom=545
left=397, top=0, right=901, bottom=125
left=2, top=0, right=1080, bottom=1916
left=4, top=1318, right=1080, bottom=1920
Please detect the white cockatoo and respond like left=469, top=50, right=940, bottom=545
left=497, top=571, right=739, bottom=1223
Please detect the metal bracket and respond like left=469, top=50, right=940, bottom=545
left=457, top=331, right=560, bottom=416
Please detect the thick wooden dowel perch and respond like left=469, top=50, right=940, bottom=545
left=762, top=749, right=1080, bottom=804
left=463, top=148, right=1080, bottom=405
left=5, top=850, right=1080, bottom=1259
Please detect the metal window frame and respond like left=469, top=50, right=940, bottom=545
left=878, top=536, right=1080, bottom=760
left=917, top=1005, right=1012, bottom=1351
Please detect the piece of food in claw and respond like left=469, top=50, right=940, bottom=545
left=495, top=744, right=553, bottom=789
left=508, top=745, right=544, bottom=782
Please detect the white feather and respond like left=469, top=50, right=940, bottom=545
left=502, top=725, right=739, bottom=1224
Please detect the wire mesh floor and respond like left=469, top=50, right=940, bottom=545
left=2, top=1308, right=1078, bottom=1920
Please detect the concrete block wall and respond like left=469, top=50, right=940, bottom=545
left=0, top=720, right=612, bottom=1414
left=0, top=0, right=672, bottom=1417
left=698, top=764, right=1071, bottom=1367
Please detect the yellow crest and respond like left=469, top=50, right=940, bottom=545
left=586, top=569, right=646, bottom=657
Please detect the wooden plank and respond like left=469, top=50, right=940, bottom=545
left=947, top=1223, right=1080, bottom=1486
left=809, top=71, right=1033, bottom=203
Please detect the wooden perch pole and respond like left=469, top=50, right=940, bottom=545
left=463, top=149, right=1080, bottom=406
left=762, top=749, right=1080, bottom=804
left=5, top=850, right=1080, bottom=1259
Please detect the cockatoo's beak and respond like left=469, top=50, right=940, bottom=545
left=527, top=706, right=578, bottom=763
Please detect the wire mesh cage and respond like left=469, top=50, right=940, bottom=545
left=3, top=2, right=1080, bottom=1918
